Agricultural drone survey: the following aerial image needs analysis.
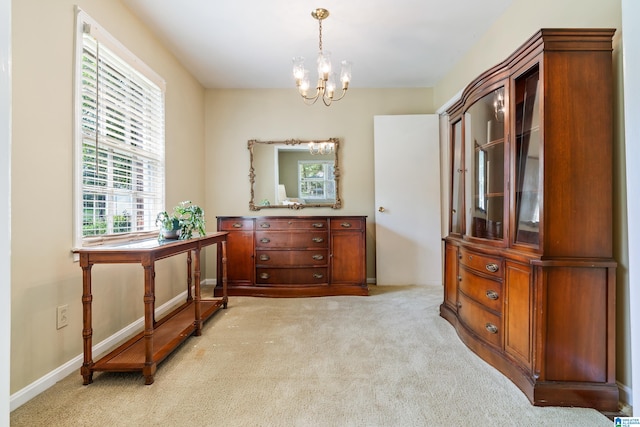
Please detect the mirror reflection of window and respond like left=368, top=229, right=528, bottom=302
left=298, top=160, right=335, bottom=202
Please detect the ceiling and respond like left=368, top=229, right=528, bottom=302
left=121, top=0, right=514, bottom=89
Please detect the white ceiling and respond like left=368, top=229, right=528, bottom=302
left=121, top=0, right=514, bottom=89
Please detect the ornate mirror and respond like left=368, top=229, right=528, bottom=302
left=249, top=138, right=342, bottom=210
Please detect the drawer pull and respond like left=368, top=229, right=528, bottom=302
left=259, top=254, right=270, bottom=261
left=313, top=273, right=324, bottom=279
left=458, top=275, right=462, bottom=282
left=312, top=223, right=325, bottom=228
left=260, top=238, right=271, bottom=243
left=485, top=323, right=499, bottom=334
left=312, top=237, right=324, bottom=243
left=340, top=222, right=352, bottom=228
left=260, top=223, right=271, bottom=228
left=485, top=263, right=499, bottom=273
left=232, top=223, right=243, bottom=228
left=260, top=272, right=270, bottom=279
left=485, top=290, right=499, bottom=300
left=312, top=254, right=324, bottom=260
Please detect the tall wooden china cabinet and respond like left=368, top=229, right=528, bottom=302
left=440, top=29, right=617, bottom=410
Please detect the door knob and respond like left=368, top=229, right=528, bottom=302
left=378, top=206, right=386, bottom=212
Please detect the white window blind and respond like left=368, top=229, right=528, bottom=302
left=75, top=10, right=165, bottom=246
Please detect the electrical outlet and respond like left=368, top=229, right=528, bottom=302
left=57, top=305, right=69, bottom=329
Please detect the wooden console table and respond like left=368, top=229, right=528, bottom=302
left=73, top=232, right=228, bottom=385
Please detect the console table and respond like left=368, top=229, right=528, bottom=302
left=73, top=232, right=228, bottom=385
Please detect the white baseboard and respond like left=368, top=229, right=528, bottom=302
left=10, top=288, right=192, bottom=411
left=618, top=380, right=633, bottom=414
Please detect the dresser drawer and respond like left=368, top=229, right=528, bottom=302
left=458, top=292, right=502, bottom=348
left=459, top=248, right=502, bottom=277
left=459, top=267, right=502, bottom=313
left=330, top=217, right=364, bottom=230
left=255, top=231, right=328, bottom=248
left=256, top=218, right=327, bottom=230
left=256, top=267, right=328, bottom=284
left=218, top=218, right=255, bottom=231
left=256, top=250, right=328, bottom=266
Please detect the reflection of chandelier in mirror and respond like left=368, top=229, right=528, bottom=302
left=308, top=140, right=335, bottom=155
left=292, top=8, right=352, bottom=106
left=493, top=88, right=505, bottom=122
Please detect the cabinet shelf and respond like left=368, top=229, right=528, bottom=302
left=476, top=138, right=504, bottom=150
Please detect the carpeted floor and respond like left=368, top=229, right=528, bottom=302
left=10, top=285, right=612, bottom=426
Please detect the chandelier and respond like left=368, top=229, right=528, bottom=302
left=292, top=8, right=352, bottom=106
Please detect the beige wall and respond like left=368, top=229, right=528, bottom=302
left=433, top=0, right=629, bottom=397
left=203, top=88, right=433, bottom=279
left=10, top=0, right=205, bottom=393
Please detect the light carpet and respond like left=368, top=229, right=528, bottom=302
left=10, top=285, right=611, bottom=426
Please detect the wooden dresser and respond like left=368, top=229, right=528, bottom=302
left=216, top=216, right=368, bottom=297
left=440, top=29, right=618, bottom=411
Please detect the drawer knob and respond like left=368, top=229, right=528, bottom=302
left=485, top=290, right=499, bottom=300
left=312, top=237, right=324, bottom=243
left=458, top=275, right=462, bottom=282
left=313, top=273, right=324, bottom=279
left=312, top=223, right=325, bottom=228
left=457, top=301, right=462, bottom=309
left=260, top=223, right=271, bottom=228
left=260, top=238, right=271, bottom=243
left=260, top=272, right=270, bottom=279
left=485, top=323, right=498, bottom=334
left=340, top=222, right=352, bottom=228
left=485, top=263, right=499, bottom=273
left=312, top=254, right=324, bottom=260
left=232, top=223, right=243, bottom=228
left=259, top=254, right=270, bottom=261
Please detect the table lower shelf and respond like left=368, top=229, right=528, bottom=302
left=91, top=298, right=226, bottom=376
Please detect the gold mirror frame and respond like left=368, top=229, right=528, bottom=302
left=249, top=138, right=342, bottom=210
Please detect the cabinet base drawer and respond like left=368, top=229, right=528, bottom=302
left=256, top=250, right=328, bottom=266
left=459, top=267, right=502, bottom=313
left=256, top=231, right=328, bottom=248
left=458, top=292, right=502, bottom=348
left=256, top=268, right=328, bottom=285
left=460, top=248, right=502, bottom=277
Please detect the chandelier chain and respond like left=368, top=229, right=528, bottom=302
left=318, top=19, right=323, bottom=52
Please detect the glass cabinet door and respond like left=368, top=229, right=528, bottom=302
left=450, top=120, right=463, bottom=234
left=464, top=87, right=505, bottom=240
left=513, top=65, right=541, bottom=247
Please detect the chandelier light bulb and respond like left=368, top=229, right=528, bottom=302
left=317, top=51, right=332, bottom=80
left=292, top=56, right=306, bottom=81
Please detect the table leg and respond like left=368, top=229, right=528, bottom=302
left=80, top=256, right=94, bottom=385
left=221, top=240, right=228, bottom=309
left=186, top=251, right=193, bottom=302
left=193, top=247, right=202, bottom=336
left=142, top=262, right=156, bottom=385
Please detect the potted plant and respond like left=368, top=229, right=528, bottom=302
left=156, top=201, right=206, bottom=241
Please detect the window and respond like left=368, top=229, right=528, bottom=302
left=298, top=160, right=336, bottom=201
left=74, top=9, right=165, bottom=247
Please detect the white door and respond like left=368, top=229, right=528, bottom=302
left=374, top=115, right=441, bottom=285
